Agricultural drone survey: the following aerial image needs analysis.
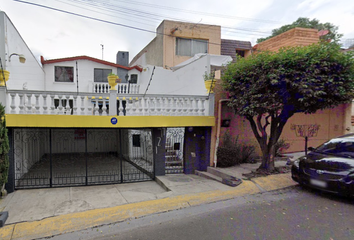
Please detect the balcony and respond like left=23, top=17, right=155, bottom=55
left=5, top=89, right=213, bottom=116
left=92, top=82, right=140, bottom=94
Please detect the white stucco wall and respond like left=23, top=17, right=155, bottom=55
left=43, top=60, right=120, bottom=92
left=139, top=54, right=208, bottom=96
left=2, top=12, right=45, bottom=90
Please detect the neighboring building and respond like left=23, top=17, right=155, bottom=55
left=130, top=20, right=221, bottom=68
left=252, top=27, right=319, bottom=52
left=0, top=11, right=217, bottom=192
left=221, top=39, right=252, bottom=61
left=211, top=27, right=352, bottom=167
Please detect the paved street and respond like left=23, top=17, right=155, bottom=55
left=49, top=186, right=354, bottom=240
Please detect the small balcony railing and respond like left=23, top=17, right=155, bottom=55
left=5, top=90, right=212, bottom=116
left=92, top=82, right=140, bottom=94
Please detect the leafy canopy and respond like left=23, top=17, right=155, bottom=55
left=257, top=17, right=342, bottom=43
left=223, top=42, right=354, bottom=121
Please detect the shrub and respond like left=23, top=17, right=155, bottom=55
left=217, top=133, right=257, bottom=167
left=0, top=103, right=9, bottom=191
left=274, top=139, right=290, bottom=157
left=239, top=145, right=257, bottom=163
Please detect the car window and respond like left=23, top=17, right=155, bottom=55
left=316, top=138, right=354, bottom=157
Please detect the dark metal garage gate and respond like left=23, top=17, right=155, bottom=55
left=12, top=128, right=154, bottom=189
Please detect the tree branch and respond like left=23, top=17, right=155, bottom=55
left=246, top=115, right=261, bottom=143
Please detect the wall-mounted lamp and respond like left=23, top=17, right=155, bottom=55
left=9, top=53, right=26, bottom=63
left=125, top=73, right=131, bottom=93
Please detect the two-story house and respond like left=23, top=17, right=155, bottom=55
left=1, top=11, right=228, bottom=192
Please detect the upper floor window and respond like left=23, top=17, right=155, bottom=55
left=55, top=66, right=74, bottom=82
left=176, top=38, right=208, bottom=56
left=94, top=68, right=112, bottom=82
left=130, top=74, right=138, bottom=84
left=236, top=50, right=245, bottom=58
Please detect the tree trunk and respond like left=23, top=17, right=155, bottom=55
left=258, top=144, right=275, bottom=172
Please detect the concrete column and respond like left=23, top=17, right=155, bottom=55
left=0, top=86, right=6, bottom=109
left=109, top=91, right=117, bottom=116
left=152, top=128, right=166, bottom=176
left=208, top=93, right=215, bottom=116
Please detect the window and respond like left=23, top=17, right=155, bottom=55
left=94, top=68, right=112, bottom=82
left=132, top=134, right=141, bottom=147
left=176, top=38, right=208, bottom=56
left=236, top=50, right=245, bottom=57
left=130, top=74, right=138, bottom=84
left=55, top=66, right=74, bottom=82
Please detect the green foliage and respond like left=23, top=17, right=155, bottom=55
left=222, top=42, right=354, bottom=170
left=217, top=133, right=257, bottom=167
left=203, top=71, right=215, bottom=81
left=0, top=104, right=9, bottom=187
left=257, top=17, right=342, bottom=43
left=223, top=42, right=354, bottom=117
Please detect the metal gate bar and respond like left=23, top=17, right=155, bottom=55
left=13, top=128, right=154, bottom=189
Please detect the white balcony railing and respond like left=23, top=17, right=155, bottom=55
left=92, top=82, right=140, bottom=94
left=5, top=90, right=212, bottom=116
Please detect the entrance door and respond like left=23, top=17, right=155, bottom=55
left=165, top=128, right=185, bottom=174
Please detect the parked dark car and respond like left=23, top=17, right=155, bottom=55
left=291, top=134, right=354, bottom=196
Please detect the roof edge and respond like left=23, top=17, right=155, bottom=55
left=41, top=55, right=142, bottom=72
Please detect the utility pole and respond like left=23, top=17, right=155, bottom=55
left=100, top=44, right=104, bottom=60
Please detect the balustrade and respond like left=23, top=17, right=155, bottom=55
left=93, top=82, right=140, bottom=94
left=5, top=90, right=211, bottom=116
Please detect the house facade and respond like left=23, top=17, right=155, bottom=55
left=211, top=27, right=352, bottom=167
left=0, top=12, right=218, bottom=192
left=130, top=20, right=221, bottom=68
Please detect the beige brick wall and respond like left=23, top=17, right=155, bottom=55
left=255, top=27, right=319, bottom=52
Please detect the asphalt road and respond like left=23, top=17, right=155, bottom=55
left=48, top=185, right=354, bottom=240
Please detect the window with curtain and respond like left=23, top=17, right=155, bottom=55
left=94, top=68, right=112, bottom=82
left=55, top=66, right=74, bottom=82
left=176, top=38, right=208, bottom=56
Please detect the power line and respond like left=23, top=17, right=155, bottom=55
left=14, top=0, right=158, bottom=34
left=73, top=0, right=279, bottom=24
left=64, top=0, right=272, bottom=35
left=14, top=0, right=266, bottom=47
left=55, top=0, right=159, bottom=28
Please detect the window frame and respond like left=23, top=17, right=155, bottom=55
left=176, top=37, right=208, bottom=56
left=54, top=66, right=74, bottom=83
left=94, top=68, right=113, bottom=83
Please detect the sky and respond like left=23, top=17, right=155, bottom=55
left=1, top=0, right=354, bottom=64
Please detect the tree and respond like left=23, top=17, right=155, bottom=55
left=0, top=103, right=9, bottom=193
left=257, top=17, right=343, bottom=43
left=222, top=43, right=354, bottom=171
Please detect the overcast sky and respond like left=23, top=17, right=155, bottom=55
left=1, top=0, right=354, bottom=64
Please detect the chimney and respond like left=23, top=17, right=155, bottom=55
left=116, top=51, right=129, bottom=67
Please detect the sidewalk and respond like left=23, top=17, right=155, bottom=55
left=0, top=156, right=301, bottom=240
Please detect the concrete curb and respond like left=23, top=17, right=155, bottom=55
left=0, top=173, right=297, bottom=240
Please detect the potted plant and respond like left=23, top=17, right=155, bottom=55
left=203, top=71, right=215, bottom=93
left=0, top=70, right=10, bottom=87
left=107, top=73, right=121, bottom=90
